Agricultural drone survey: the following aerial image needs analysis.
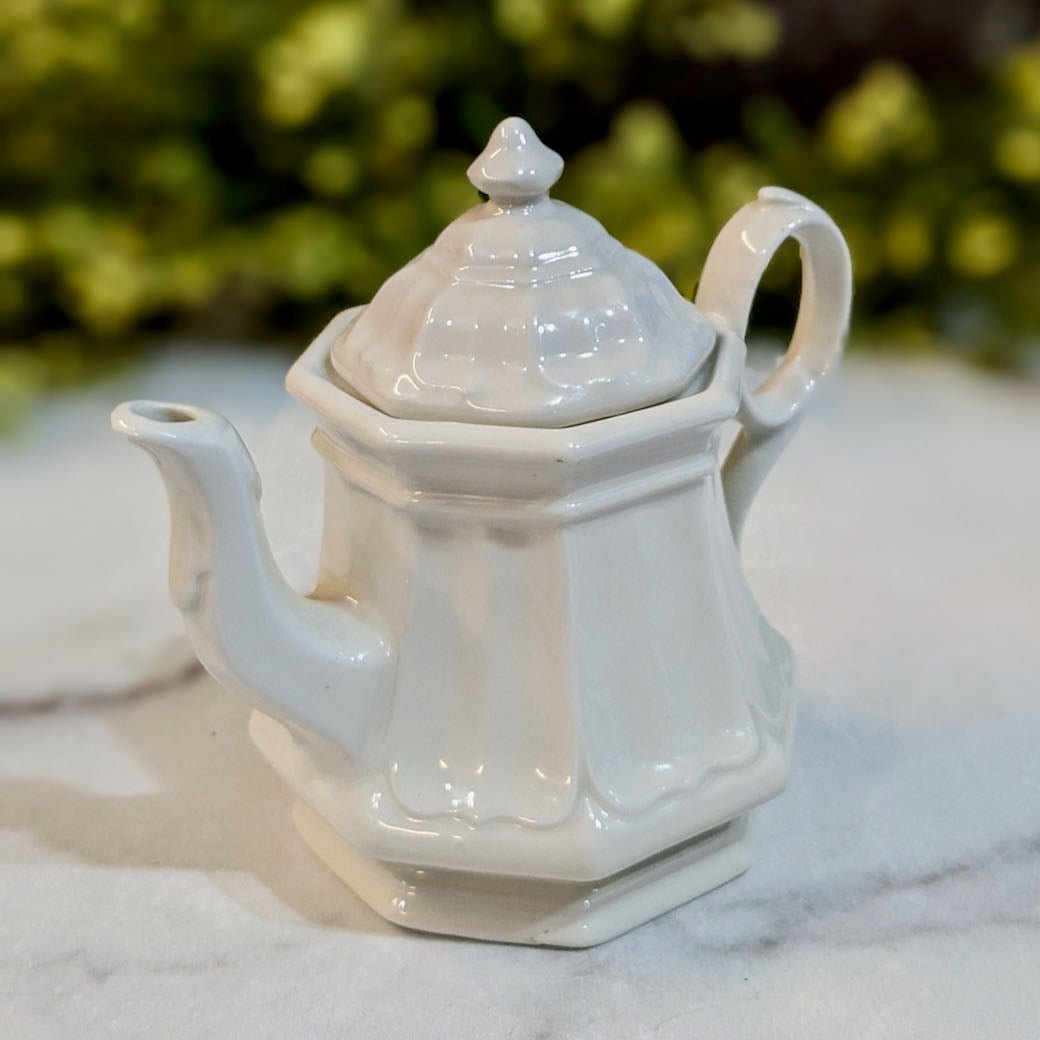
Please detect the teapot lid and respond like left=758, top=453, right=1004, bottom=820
left=330, top=117, right=716, bottom=427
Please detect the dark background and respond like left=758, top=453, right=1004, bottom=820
left=3, top=0, right=1040, bottom=424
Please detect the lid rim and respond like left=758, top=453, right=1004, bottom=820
left=290, top=308, right=743, bottom=453
left=329, top=304, right=719, bottom=429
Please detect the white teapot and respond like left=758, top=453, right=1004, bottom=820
left=112, top=118, right=851, bottom=946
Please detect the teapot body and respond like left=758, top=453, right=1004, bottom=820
left=113, top=119, right=851, bottom=945
left=252, top=310, right=794, bottom=896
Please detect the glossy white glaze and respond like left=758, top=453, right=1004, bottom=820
left=330, top=117, right=716, bottom=427
left=111, top=118, right=851, bottom=945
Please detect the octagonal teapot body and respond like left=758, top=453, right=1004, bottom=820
left=112, top=119, right=851, bottom=946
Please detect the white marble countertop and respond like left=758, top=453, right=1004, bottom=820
left=2, top=350, right=1039, bottom=1038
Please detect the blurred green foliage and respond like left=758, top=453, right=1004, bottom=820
left=2, top=0, right=1040, bottom=420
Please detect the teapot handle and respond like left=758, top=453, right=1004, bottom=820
left=695, top=187, right=852, bottom=545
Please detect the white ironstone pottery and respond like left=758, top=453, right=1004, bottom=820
left=111, top=117, right=851, bottom=948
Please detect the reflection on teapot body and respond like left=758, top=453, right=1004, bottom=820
left=112, top=118, right=851, bottom=947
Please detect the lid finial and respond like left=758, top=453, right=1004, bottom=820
left=467, top=117, right=564, bottom=205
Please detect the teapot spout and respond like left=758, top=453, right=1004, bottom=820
left=111, top=400, right=390, bottom=759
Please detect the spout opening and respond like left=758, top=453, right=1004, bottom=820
left=128, top=402, right=197, bottom=424
left=111, top=399, right=215, bottom=440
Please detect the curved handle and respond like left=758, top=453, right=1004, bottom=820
left=695, top=187, right=852, bottom=544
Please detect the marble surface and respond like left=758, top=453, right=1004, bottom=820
left=2, top=350, right=1039, bottom=1038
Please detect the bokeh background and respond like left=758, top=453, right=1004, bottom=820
left=3, top=0, right=1040, bottom=425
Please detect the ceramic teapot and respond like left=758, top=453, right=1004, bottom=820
left=112, top=118, right=851, bottom=947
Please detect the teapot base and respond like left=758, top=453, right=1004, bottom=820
left=292, top=800, right=754, bottom=948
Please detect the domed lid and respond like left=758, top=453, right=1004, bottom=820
left=330, top=117, right=716, bottom=427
